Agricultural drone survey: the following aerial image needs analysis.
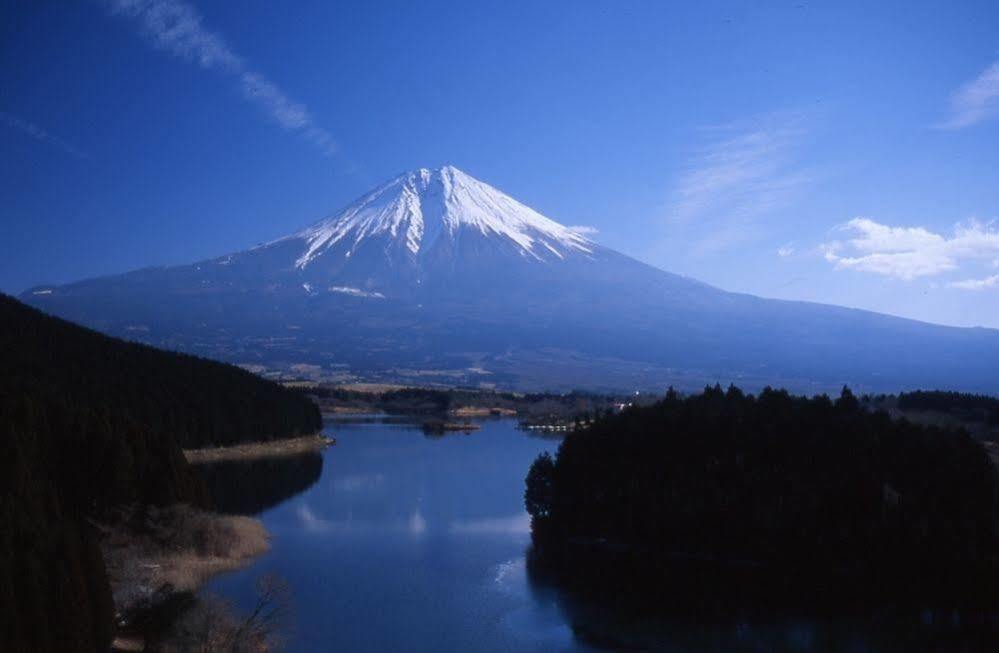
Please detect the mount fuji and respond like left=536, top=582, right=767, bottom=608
left=23, top=166, right=999, bottom=393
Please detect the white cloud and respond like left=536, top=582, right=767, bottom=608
left=777, top=243, right=795, bottom=258
left=567, top=225, right=599, bottom=236
left=240, top=72, right=310, bottom=130
left=108, top=0, right=240, bottom=70
left=940, top=61, right=999, bottom=129
left=0, top=111, right=88, bottom=159
left=104, top=0, right=337, bottom=156
left=950, top=274, right=999, bottom=291
left=823, top=217, right=999, bottom=281
left=667, top=115, right=812, bottom=253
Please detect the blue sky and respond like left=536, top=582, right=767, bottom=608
left=2, top=0, right=998, bottom=327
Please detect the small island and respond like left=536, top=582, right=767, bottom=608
left=421, top=420, right=481, bottom=435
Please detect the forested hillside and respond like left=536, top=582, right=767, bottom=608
left=1, top=294, right=320, bottom=448
left=526, top=385, right=999, bottom=608
left=898, top=390, right=999, bottom=427
left=0, top=294, right=321, bottom=652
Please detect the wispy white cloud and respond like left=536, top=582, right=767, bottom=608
left=104, top=0, right=337, bottom=156
left=567, top=225, right=599, bottom=237
left=240, top=72, right=311, bottom=130
left=667, top=115, right=812, bottom=253
left=822, top=217, right=999, bottom=281
left=777, top=243, right=795, bottom=258
left=950, top=274, right=999, bottom=291
left=0, top=111, right=88, bottom=159
left=939, top=61, right=999, bottom=129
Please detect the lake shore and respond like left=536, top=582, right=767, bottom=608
left=102, top=505, right=272, bottom=651
left=107, top=428, right=329, bottom=652
left=183, top=433, right=334, bottom=463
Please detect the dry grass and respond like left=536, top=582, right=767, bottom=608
left=451, top=406, right=517, bottom=417
left=183, top=434, right=333, bottom=464
left=99, top=505, right=270, bottom=618
left=324, top=405, right=372, bottom=414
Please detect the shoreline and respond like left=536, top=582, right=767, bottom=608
left=110, top=433, right=336, bottom=649
left=183, top=433, right=333, bottom=463
left=103, top=505, right=272, bottom=651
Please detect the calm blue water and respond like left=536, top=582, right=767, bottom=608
left=208, top=417, right=591, bottom=653
left=207, top=417, right=999, bottom=652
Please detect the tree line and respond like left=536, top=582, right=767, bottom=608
left=897, top=390, right=999, bottom=427
left=526, top=385, right=999, bottom=610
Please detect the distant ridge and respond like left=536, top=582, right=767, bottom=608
left=23, top=167, right=999, bottom=394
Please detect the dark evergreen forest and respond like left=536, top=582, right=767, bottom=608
left=0, top=294, right=321, bottom=652
left=898, top=390, right=999, bottom=427
left=526, top=385, right=999, bottom=610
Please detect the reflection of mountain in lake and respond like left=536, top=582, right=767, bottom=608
left=193, top=452, right=323, bottom=515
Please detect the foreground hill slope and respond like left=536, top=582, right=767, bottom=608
left=23, top=166, right=999, bottom=393
left=0, top=294, right=320, bottom=652
left=1, top=294, right=321, bottom=448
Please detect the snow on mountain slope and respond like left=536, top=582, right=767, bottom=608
left=287, top=165, right=593, bottom=269
left=20, top=164, right=999, bottom=394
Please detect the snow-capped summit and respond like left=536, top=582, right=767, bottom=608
left=23, top=165, right=999, bottom=394
left=289, top=165, right=593, bottom=270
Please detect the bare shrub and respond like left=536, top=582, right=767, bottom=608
left=162, top=575, right=290, bottom=653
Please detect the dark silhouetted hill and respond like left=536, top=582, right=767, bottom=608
left=526, top=385, right=999, bottom=610
left=0, top=294, right=321, bottom=652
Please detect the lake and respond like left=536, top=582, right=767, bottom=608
left=206, top=417, right=999, bottom=652
left=206, top=416, right=587, bottom=652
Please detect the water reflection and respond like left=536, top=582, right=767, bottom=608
left=524, top=544, right=999, bottom=652
left=203, top=418, right=999, bottom=652
left=193, top=451, right=323, bottom=515
left=449, top=514, right=531, bottom=535
left=324, top=414, right=422, bottom=427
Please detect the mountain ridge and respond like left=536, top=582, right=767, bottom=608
left=22, top=166, right=999, bottom=394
